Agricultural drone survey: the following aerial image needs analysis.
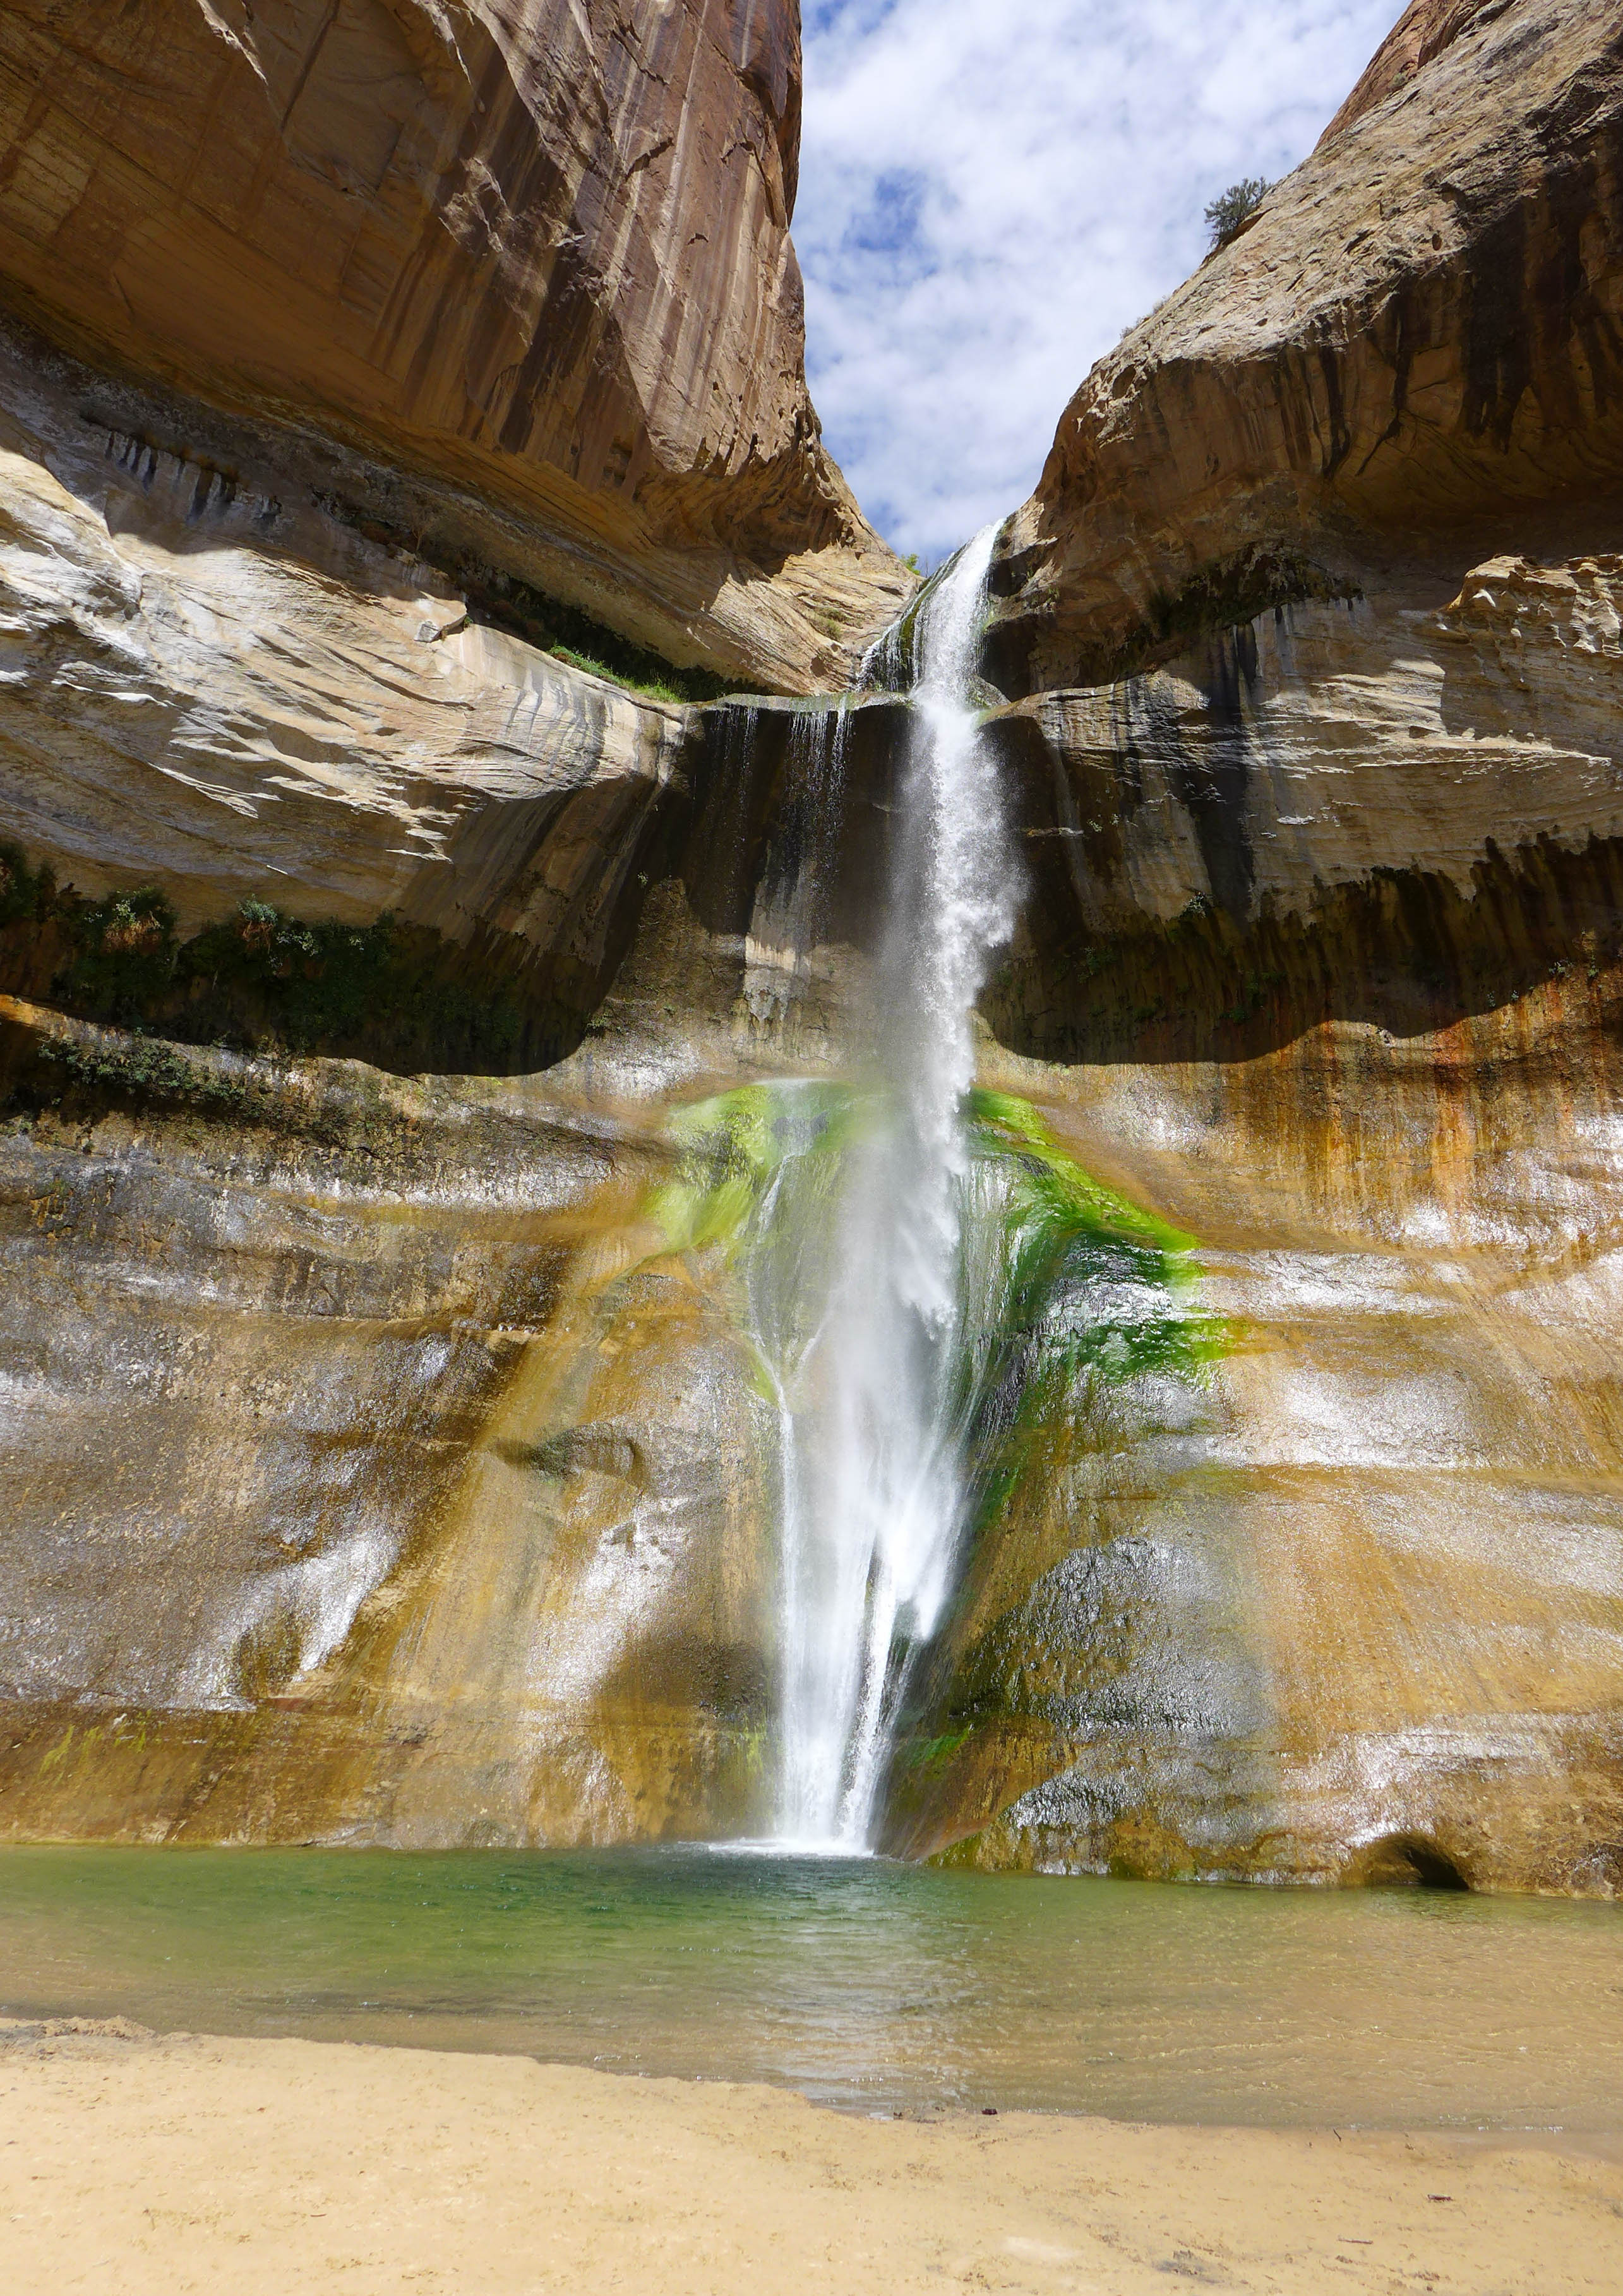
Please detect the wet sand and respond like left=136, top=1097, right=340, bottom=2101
left=2, top=2019, right=1618, bottom=2294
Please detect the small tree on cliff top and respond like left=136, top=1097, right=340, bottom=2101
left=1205, top=177, right=1271, bottom=251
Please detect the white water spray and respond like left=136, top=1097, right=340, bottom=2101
left=776, top=524, right=1019, bottom=1847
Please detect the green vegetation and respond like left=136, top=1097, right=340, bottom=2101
left=63, top=886, right=180, bottom=1023
left=0, top=840, right=527, bottom=1072
left=1204, top=176, right=1271, bottom=251
left=0, top=838, right=53, bottom=927
left=35, top=1030, right=248, bottom=1110
left=647, top=1079, right=1225, bottom=1538
left=460, top=570, right=755, bottom=707
left=547, top=643, right=691, bottom=704
left=954, top=1090, right=1225, bottom=1539
left=650, top=1083, right=858, bottom=1259
left=906, top=1719, right=977, bottom=1772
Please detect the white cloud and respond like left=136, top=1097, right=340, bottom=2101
left=796, top=0, right=1406, bottom=562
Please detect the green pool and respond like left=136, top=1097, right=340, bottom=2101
left=1, top=1846, right=1618, bottom=2129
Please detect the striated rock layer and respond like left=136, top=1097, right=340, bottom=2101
left=6, top=571, right=1623, bottom=1892
left=0, top=315, right=909, bottom=1073
left=0, top=1, right=907, bottom=690
left=0, top=999, right=776, bottom=1843
left=991, top=0, right=1623, bottom=696
left=0, top=1, right=896, bottom=1846
left=2, top=0, right=1623, bottom=1897
left=886, top=1004, right=1623, bottom=1896
left=880, top=0, right=1623, bottom=1892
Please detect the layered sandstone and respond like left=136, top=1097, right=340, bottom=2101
left=0, top=316, right=700, bottom=1065
left=991, top=0, right=1623, bottom=697
left=3, top=0, right=1623, bottom=1902
left=1319, top=0, right=1499, bottom=145
left=0, top=1003, right=776, bottom=1842
left=0, top=1, right=907, bottom=690
left=868, top=0, right=1623, bottom=1890
left=0, top=313, right=913, bottom=1071
left=884, top=1000, right=1623, bottom=1894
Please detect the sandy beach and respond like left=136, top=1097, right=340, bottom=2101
left=1, top=2017, right=1618, bottom=2294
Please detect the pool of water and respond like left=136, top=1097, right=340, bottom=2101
left=1, top=1846, right=1619, bottom=2129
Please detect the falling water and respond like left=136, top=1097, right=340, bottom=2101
left=776, top=524, right=1019, bottom=1847
left=743, top=703, right=854, bottom=1034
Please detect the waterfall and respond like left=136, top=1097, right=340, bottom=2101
left=743, top=703, right=853, bottom=1033
left=775, top=524, right=1019, bottom=1848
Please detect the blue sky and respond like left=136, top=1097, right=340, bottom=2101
left=794, top=0, right=1406, bottom=563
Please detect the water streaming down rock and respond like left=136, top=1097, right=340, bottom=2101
left=743, top=703, right=855, bottom=1035
left=773, top=525, right=1020, bottom=1847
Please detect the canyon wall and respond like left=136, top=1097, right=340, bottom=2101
left=0, top=0, right=912, bottom=1064
left=0, top=687, right=899, bottom=1846
left=0, top=1, right=899, bottom=1844
left=0, top=1004, right=780, bottom=1844
left=0, top=1, right=907, bottom=692
left=2, top=0, right=1623, bottom=1896
left=990, top=0, right=1623, bottom=694
left=894, top=0, right=1623, bottom=1891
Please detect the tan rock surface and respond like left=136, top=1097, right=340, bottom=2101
left=0, top=999, right=779, bottom=1844
left=986, top=539, right=1623, bottom=1052
left=2, top=2024, right=1620, bottom=2296
left=0, top=313, right=856, bottom=1068
left=889, top=0, right=1623, bottom=1886
left=993, top=0, right=1623, bottom=695
left=893, top=541, right=1623, bottom=1889
left=889, top=1002, right=1623, bottom=1890
left=1319, top=0, right=1499, bottom=147
left=0, top=331, right=686, bottom=929
left=0, top=1, right=908, bottom=689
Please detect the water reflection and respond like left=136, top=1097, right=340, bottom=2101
left=0, top=1846, right=1618, bottom=2129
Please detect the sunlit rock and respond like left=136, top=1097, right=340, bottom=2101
left=1, top=0, right=1622, bottom=1897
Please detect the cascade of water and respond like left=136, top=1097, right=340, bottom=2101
left=743, top=703, right=854, bottom=1032
left=776, top=524, right=1019, bottom=1848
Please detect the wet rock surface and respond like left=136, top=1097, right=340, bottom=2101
left=0, top=997, right=774, bottom=1844
left=0, top=1, right=1622, bottom=1892
left=985, top=538, right=1623, bottom=1062
left=882, top=1026, right=1623, bottom=1892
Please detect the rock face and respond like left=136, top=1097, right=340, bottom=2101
left=0, top=1, right=906, bottom=690
left=1320, top=0, right=1498, bottom=147
left=878, top=0, right=1623, bottom=1894
left=2, top=0, right=1623, bottom=1898
left=883, top=1007, right=1623, bottom=1895
left=0, top=317, right=696, bottom=1068
left=0, top=0, right=902, bottom=1844
left=0, top=313, right=907, bottom=1072
left=0, top=1001, right=776, bottom=1843
left=991, top=0, right=1623, bottom=695
left=986, top=544, right=1623, bottom=1064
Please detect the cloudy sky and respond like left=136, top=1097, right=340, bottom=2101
left=794, top=0, right=1405, bottom=563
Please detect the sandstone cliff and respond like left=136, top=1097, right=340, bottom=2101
left=0, top=1, right=907, bottom=692
left=877, top=0, right=1623, bottom=1893
left=2, top=0, right=1623, bottom=1901
left=992, top=0, right=1623, bottom=695
left=0, top=0, right=911, bottom=1070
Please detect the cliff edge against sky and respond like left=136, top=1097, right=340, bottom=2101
left=1, top=0, right=1622, bottom=1897
left=0, top=1, right=906, bottom=692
